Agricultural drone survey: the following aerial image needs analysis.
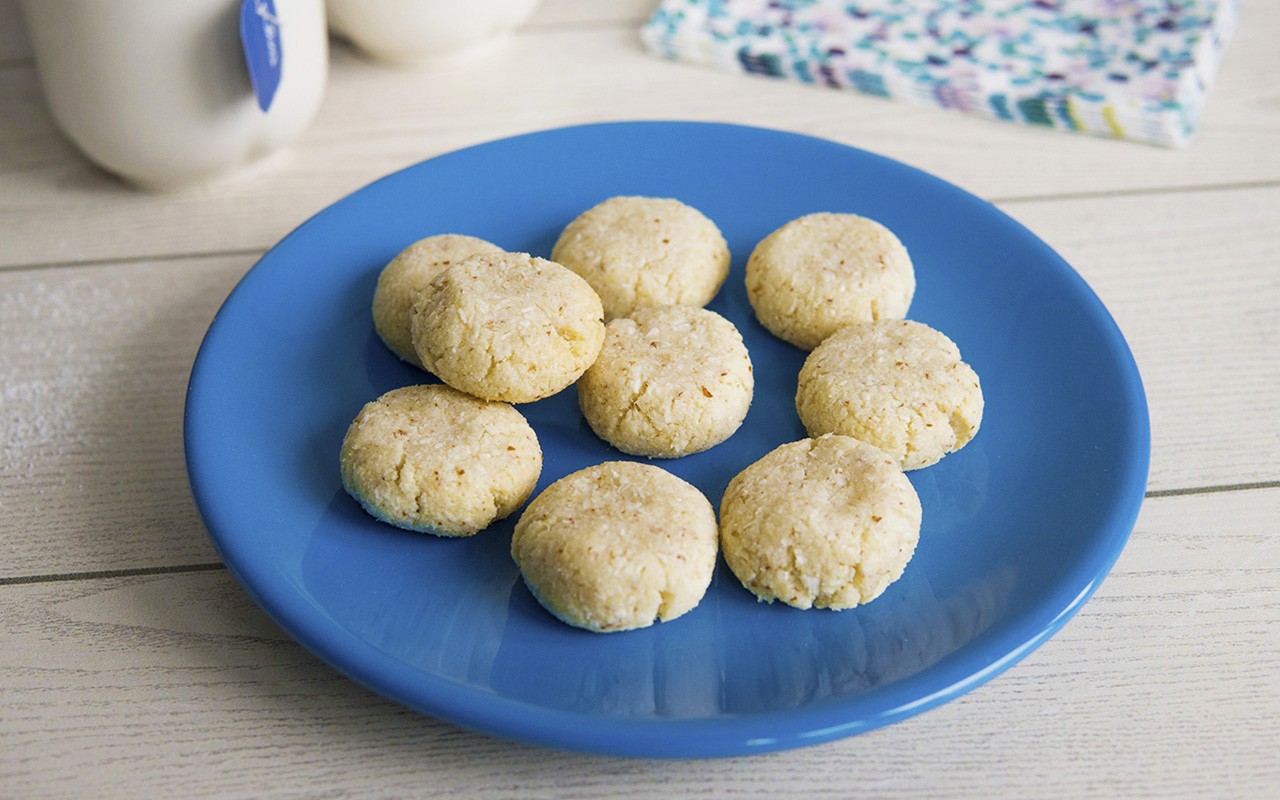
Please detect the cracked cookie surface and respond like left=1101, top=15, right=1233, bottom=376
left=719, top=434, right=921, bottom=610
left=409, top=252, right=605, bottom=403
left=746, top=212, right=915, bottom=350
left=372, top=234, right=505, bottom=368
left=795, top=319, right=983, bottom=470
left=511, top=461, right=718, bottom=632
left=550, top=196, right=730, bottom=319
left=339, top=384, right=542, bottom=536
left=577, top=306, right=753, bottom=458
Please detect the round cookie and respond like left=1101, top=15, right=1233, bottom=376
left=409, top=251, right=605, bottom=403
left=577, top=306, right=754, bottom=458
left=339, top=384, right=542, bottom=536
left=795, top=319, right=983, bottom=470
left=371, top=234, right=505, bottom=368
left=511, top=461, right=718, bottom=632
left=719, top=434, right=922, bottom=610
left=745, top=212, right=915, bottom=350
left=550, top=196, right=730, bottom=319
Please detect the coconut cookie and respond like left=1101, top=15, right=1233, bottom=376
left=719, top=434, right=922, bottom=610
left=339, top=384, right=542, bottom=536
left=371, top=234, right=505, bottom=368
left=550, top=196, right=730, bottom=319
left=796, top=319, right=983, bottom=470
left=745, top=212, right=915, bottom=350
left=511, top=461, right=718, bottom=632
left=577, top=306, right=753, bottom=458
left=409, top=252, right=605, bottom=403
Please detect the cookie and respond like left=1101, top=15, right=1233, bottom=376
left=371, top=234, right=505, bottom=368
left=795, top=319, right=983, bottom=470
left=550, top=196, right=730, bottom=319
left=719, top=434, right=922, bottom=610
left=511, top=461, right=718, bottom=632
left=339, top=384, right=542, bottom=536
left=745, top=212, right=915, bottom=349
left=409, top=251, right=606, bottom=403
left=577, top=306, right=754, bottom=458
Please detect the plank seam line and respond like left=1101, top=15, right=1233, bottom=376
left=0, top=562, right=226, bottom=587
left=0, top=247, right=266, bottom=275
left=1147, top=480, right=1280, bottom=498
left=994, top=179, right=1280, bottom=205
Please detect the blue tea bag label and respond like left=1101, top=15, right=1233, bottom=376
left=240, top=0, right=283, bottom=112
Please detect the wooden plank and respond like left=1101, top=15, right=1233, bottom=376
left=0, top=488, right=1275, bottom=799
left=1, top=185, right=1277, bottom=576
left=1, top=0, right=1277, bottom=269
left=0, top=255, right=254, bottom=579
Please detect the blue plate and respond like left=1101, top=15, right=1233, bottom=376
left=185, top=121, right=1149, bottom=758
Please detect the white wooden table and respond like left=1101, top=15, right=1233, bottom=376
left=3, top=1, right=1277, bottom=796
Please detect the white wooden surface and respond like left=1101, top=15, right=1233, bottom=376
left=2, top=1, right=1278, bottom=797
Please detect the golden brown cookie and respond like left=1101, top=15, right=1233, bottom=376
left=795, top=319, right=982, bottom=470
left=409, top=251, right=605, bottom=403
left=551, top=196, right=730, bottom=319
left=746, top=212, right=914, bottom=349
left=339, top=384, right=542, bottom=536
left=719, top=434, right=922, bottom=610
left=371, top=234, right=504, bottom=367
left=511, top=461, right=718, bottom=632
left=577, top=306, right=753, bottom=457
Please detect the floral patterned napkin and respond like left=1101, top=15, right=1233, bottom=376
left=641, top=0, right=1239, bottom=147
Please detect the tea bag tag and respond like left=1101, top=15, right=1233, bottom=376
left=240, top=0, right=283, bottom=112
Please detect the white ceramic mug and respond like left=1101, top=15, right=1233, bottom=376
left=326, top=0, right=541, bottom=66
left=22, top=0, right=328, bottom=190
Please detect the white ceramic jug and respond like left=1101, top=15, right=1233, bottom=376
left=22, top=0, right=328, bottom=189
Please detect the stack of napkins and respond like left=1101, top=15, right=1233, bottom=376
left=641, top=0, right=1239, bottom=147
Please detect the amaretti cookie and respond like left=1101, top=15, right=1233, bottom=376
left=719, top=434, right=922, bottom=610
left=550, top=196, right=730, bottom=319
left=577, top=306, right=753, bottom=458
left=795, top=319, right=983, bottom=470
left=339, top=384, right=542, bottom=536
left=371, top=234, right=505, bottom=368
left=409, top=252, right=606, bottom=403
left=745, top=212, right=914, bottom=349
left=511, top=461, right=718, bottom=632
